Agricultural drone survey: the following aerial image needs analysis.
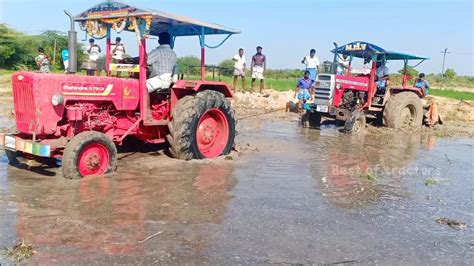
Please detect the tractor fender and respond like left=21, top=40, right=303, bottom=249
left=171, top=80, right=233, bottom=109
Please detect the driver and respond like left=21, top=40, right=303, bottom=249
left=146, top=32, right=177, bottom=92
left=375, top=61, right=389, bottom=94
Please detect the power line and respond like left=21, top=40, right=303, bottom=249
left=440, top=48, right=450, bottom=74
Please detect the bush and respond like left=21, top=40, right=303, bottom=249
left=218, top=59, right=234, bottom=76
left=444, top=68, right=456, bottom=79
left=398, top=66, right=419, bottom=77
left=177, top=56, right=201, bottom=75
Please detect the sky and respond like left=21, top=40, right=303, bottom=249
left=0, top=0, right=473, bottom=75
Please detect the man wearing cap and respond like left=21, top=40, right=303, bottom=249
left=301, top=49, right=320, bottom=81
left=251, top=46, right=266, bottom=94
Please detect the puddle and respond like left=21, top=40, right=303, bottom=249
left=0, top=115, right=473, bottom=264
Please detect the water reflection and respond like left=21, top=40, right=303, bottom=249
left=302, top=130, right=437, bottom=208
left=2, top=161, right=236, bottom=263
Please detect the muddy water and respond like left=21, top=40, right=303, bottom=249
left=0, top=115, right=473, bottom=264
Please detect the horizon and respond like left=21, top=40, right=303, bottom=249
left=0, top=0, right=472, bottom=75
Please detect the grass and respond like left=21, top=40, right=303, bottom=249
left=0, top=69, right=16, bottom=76
left=424, top=178, right=439, bottom=187
left=358, top=170, right=378, bottom=181
left=429, top=88, right=474, bottom=101
left=2, top=241, right=36, bottom=262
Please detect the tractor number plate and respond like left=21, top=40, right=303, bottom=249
left=316, top=105, right=329, bottom=113
left=4, top=135, right=15, bottom=150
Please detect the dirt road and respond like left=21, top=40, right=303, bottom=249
left=1, top=92, right=473, bottom=263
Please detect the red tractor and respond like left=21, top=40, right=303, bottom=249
left=306, top=41, right=429, bottom=132
left=0, top=1, right=240, bottom=179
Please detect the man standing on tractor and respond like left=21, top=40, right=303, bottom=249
left=301, top=49, right=320, bottom=81
left=232, top=48, right=246, bottom=92
left=251, top=46, right=266, bottom=94
left=375, top=61, right=390, bottom=94
left=86, top=38, right=101, bottom=76
left=35, top=47, right=51, bottom=73
left=294, top=70, right=314, bottom=113
left=337, top=54, right=349, bottom=75
left=146, top=32, right=177, bottom=93
left=61, top=48, right=69, bottom=73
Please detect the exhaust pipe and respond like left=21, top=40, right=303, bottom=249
left=64, top=10, right=77, bottom=74
left=330, top=42, right=339, bottom=74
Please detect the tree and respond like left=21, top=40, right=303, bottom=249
left=218, top=59, right=234, bottom=76
left=177, top=56, right=201, bottom=75
left=397, top=66, right=419, bottom=77
left=444, top=68, right=456, bottom=79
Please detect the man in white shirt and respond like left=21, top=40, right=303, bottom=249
left=301, top=49, right=320, bottom=81
left=112, top=37, right=126, bottom=62
left=86, top=38, right=101, bottom=76
left=112, top=37, right=126, bottom=77
left=375, top=61, right=390, bottom=94
left=337, top=54, right=350, bottom=74
left=232, top=48, right=246, bottom=92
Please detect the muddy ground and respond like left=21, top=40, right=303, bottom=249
left=0, top=91, right=473, bottom=264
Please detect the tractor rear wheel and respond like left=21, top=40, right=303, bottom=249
left=343, top=111, right=366, bottom=133
left=168, top=90, right=236, bottom=160
left=384, top=92, right=423, bottom=129
left=62, top=131, right=117, bottom=179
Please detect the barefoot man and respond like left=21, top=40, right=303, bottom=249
left=251, top=46, right=266, bottom=94
left=232, top=48, right=246, bottom=92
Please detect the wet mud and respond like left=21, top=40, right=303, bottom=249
left=0, top=106, right=473, bottom=264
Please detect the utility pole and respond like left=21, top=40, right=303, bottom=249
left=440, top=48, right=450, bottom=75
left=53, top=39, right=57, bottom=66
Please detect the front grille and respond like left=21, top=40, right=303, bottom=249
left=314, top=88, right=331, bottom=100
left=12, top=79, right=36, bottom=131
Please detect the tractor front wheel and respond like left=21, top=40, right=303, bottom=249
left=168, top=90, right=236, bottom=160
left=302, top=111, right=322, bottom=128
left=62, top=131, right=117, bottom=179
left=384, top=92, right=423, bottom=129
left=343, top=111, right=366, bottom=133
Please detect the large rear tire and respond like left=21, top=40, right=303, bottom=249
left=384, top=92, right=423, bottom=129
left=343, top=111, right=366, bottom=133
left=168, top=90, right=236, bottom=160
left=62, top=131, right=117, bottom=179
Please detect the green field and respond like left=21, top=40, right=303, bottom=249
left=429, top=88, right=474, bottom=101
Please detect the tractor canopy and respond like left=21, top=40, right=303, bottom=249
left=73, top=0, right=241, bottom=38
left=332, top=41, right=428, bottom=61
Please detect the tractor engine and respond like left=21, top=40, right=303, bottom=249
left=64, top=103, right=118, bottom=135
left=339, top=90, right=366, bottom=112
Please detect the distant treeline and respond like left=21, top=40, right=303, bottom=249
left=0, top=23, right=86, bottom=71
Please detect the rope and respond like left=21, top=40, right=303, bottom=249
left=237, top=107, right=287, bottom=121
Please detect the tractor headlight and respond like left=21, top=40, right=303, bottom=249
left=336, top=83, right=342, bottom=90
left=52, top=93, right=64, bottom=106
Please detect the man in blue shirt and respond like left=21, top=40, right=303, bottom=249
left=61, top=48, right=69, bottom=73
left=414, top=73, right=430, bottom=96
left=294, top=71, right=314, bottom=113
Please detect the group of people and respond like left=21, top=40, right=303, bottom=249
left=34, top=35, right=430, bottom=100
left=231, top=46, right=267, bottom=94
